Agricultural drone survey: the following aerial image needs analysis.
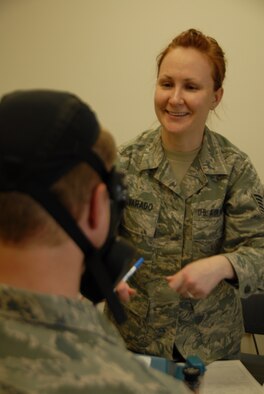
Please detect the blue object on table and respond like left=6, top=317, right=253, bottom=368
left=174, top=356, right=206, bottom=380
left=150, top=355, right=206, bottom=380
left=150, top=356, right=169, bottom=374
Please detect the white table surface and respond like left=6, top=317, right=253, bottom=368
left=136, top=355, right=264, bottom=393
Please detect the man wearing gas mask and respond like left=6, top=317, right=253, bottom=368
left=0, top=90, right=189, bottom=393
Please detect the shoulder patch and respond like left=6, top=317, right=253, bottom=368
left=253, top=193, right=264, bottom=215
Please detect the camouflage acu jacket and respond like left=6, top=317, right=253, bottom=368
left=105, top=126, right=264, bottom=364
left=0, top=285, right=189, bottom=394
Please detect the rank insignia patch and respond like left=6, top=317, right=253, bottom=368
left=253, top=193, right=264, bottom=215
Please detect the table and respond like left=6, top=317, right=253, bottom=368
left=136, top=355, right=264, bottom=393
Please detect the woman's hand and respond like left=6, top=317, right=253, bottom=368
left=115, top=281, right=137, bottom=302
left=166, top=255, right=235, bottom=299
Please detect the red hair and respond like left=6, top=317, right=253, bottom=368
left=157, top=28, right=226, bottom=91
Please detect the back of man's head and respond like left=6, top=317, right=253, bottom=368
left=0, top=90, right=116, bottom=247
left=0, top=90, right=135, bottom=323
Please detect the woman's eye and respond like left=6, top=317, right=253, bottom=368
left=159, top=80, right=172, bottom=88
left=163, top=83, right=171, bottom=88
left=186, top=84, right=198, bottom=90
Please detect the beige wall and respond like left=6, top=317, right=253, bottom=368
left=1, top=0, right=264, bottom=179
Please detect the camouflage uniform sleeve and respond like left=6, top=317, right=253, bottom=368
left=117, top=147, right=131, bottom=172
left=221, top=155, right=264, bottom=297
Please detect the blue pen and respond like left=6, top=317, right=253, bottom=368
left=121, top=257, right=144, bottom=282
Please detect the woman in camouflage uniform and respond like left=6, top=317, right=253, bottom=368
left=106, top=28, right=264, bottom=364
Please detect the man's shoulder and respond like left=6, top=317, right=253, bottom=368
left=0, top=287, right=189, bottom=393
left=0, top=340, right=189, bottom=393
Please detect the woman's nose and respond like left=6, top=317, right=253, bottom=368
left=169, top=88, right=184, bottom=105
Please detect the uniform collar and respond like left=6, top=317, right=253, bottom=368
left=139, top=127, right=165, bottom=171
left=138, top=126, right=229, bottom=176
left=136, top=126, right=229, bottom=199
left=0, top=284, right=104, bottom=333
left=197, top=127, right=229, bottom=175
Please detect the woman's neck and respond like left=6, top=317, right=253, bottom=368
left=161, top=128, right=204, bottom=152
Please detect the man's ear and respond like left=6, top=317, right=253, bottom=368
left=85, top=183, right=110, bottom=248
left=88, top=184, right=100, bottom=229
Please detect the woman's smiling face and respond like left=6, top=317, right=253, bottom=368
left=154, top=46, right=223, bottom=149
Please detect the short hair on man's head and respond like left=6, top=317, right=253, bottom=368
left=0, top=128, right=117, bottom=247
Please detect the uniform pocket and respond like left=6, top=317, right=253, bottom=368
left=121, top=196, right=161, bottom=238
left=122, top=292, right=149, bottom=318
left=192, top=202, right=224, bottom=256
left=193, top=207, right=223, bottom=240
left=114, top=292, right=151, bottom=353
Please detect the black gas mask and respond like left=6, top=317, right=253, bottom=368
left=0, top=90, right=137, bottom=324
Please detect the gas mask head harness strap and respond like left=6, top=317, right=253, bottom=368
left=0, top=89, right=136, bottom=324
